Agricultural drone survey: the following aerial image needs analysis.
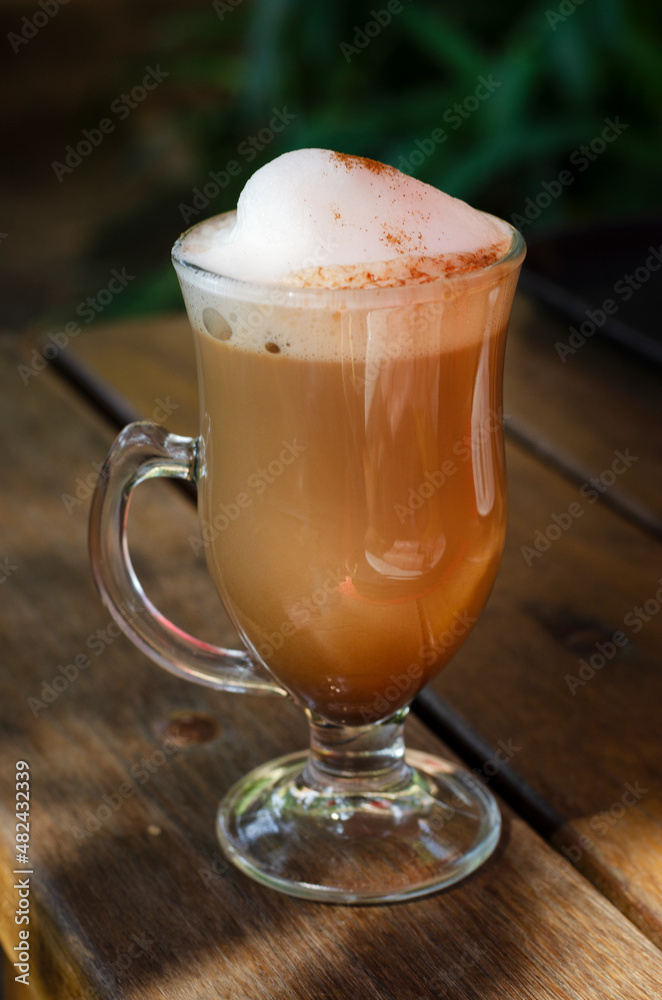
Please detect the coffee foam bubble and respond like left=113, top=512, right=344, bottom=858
left=178, top=271, right=516, bottom=365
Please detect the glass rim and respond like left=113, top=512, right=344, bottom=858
left=171, top=210, right=526, bottom=309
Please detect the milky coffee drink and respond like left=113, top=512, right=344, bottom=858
left=173, top=149, right=522, bottom=726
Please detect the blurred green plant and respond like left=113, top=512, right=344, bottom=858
left=98, top=0, right=662, bottom=318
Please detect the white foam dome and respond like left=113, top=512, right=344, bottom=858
left=181, top=149, right=510, bottom=287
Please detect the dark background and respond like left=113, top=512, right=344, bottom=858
left=1, top=0, right=660, bottom=333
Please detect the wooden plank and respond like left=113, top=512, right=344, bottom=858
left=428, top=440, right=662, bottom=946
left=504, top=294, right=662, bottom=523
left=3, top=955, right=42, bottom=1000
left=59, top=308, right=662, bottom=948
left=3, top=338, right=662, bottom=998
left=60, top=313, right=199, bottom=436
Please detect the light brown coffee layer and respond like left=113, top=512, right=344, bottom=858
left=194, top=303, right=514, bottom=724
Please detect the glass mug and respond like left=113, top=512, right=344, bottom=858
left=89, top=214, right=525, bottom=903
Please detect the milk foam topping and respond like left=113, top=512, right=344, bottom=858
left=178, top=149, right=511, bottom=288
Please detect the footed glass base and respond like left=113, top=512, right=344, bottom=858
left=217, top=742, right=500, bottom=904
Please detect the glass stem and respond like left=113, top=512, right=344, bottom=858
left=303, top=707, right=413, bottom=795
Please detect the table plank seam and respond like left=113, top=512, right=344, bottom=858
left=505, top=414, right=662, bottom=544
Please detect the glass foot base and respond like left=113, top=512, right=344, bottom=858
left=217, top=749, right=500, bottom=904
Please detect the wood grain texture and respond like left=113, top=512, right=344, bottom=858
left=62, top=306, right=662, bottom=949
left=3, top=337, right=662, bottom=998
left=504, top=295, right=662, bottom=523
left=3, top=954, right=42, bottom=999
left=430, top=443, right=662, bottom=944
left=64, top=313, right=199, bottom=437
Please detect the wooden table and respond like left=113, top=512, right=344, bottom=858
left=1, top=290, right=662, bottom=999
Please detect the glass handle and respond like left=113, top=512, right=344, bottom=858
left=89, top=421, right=288, bottom=698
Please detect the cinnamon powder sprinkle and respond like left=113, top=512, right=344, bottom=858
left=329, top=151, right=398, bottom=178
left=281, top=242, right=510, bottom=289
